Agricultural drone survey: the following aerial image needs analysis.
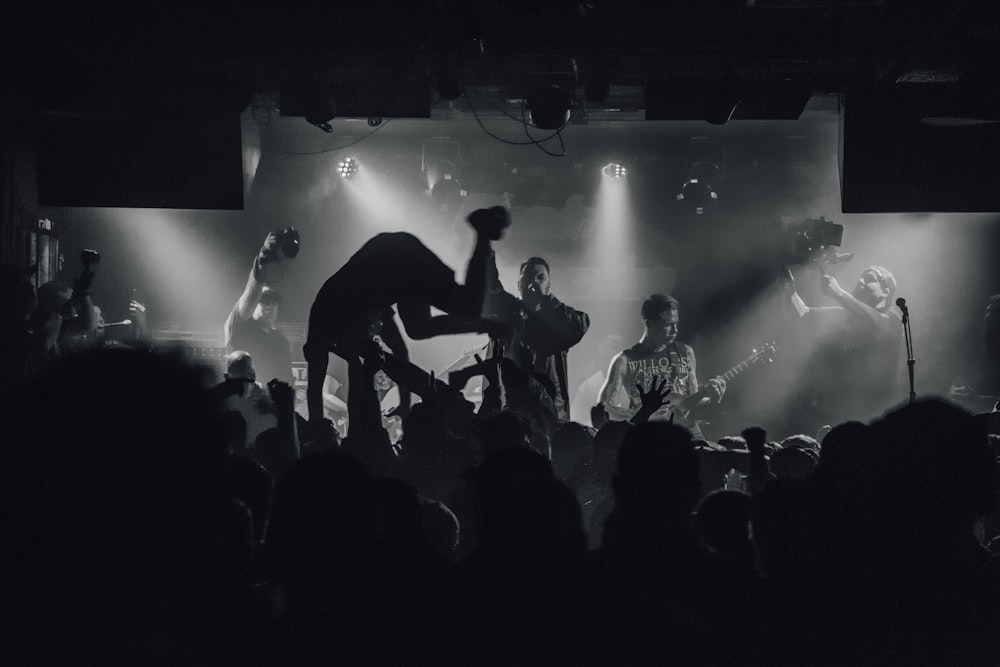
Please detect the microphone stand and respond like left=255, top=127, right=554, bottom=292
left=899, top=303, right=916, bottom=404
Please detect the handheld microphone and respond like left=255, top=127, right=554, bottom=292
left=895, top=297, right=908, bottom=315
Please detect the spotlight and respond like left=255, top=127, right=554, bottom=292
left=337, top=157, right=359, bottom=179
left=676, top=178, right=718, bottom=215
left=425, top=160, right=465, bottom=206
left=526, top=85, right=573, bottom=130
left=602, top=163, right=628, bottom=179
left=303, top=90, right=337, bottom=133
left=676, top=155, right=722, bottom=215
left=422, top=140, right=464, bottom=206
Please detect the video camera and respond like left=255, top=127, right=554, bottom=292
left=80, top=249, right=101, bottom=268
left=277, top=227, right=300, bottom=259
left=783, top=217, right=845, bottom=266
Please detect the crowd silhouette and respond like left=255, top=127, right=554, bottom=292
left=3, top=252, right=1000, bottom=665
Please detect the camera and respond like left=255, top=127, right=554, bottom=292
left=784, top=217, right=844, bottom=266
left=277, top=227, right=300, bottom=259
left=80, top=249, right=101, bottom=268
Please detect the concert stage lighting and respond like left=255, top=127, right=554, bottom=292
left=677, top=155, right=722, bottom=215
left=676, top=178, right=718, bottom=215
left=337, top=157, right=359, bottom=178
left=602, top=163, right=628, bottom=180
left=422, top=139, right=465, bottom=206
left=526, top=85, right=573, bottom=130
left=425, top=160, right=464, bottom=205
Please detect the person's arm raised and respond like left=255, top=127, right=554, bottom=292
left=268, top=379, right=300, bottom=460
left=778, top=267, right=811, bottom=319
left=595, top=353, right=635, bottom=424
left=821, top=274, right=892, bottom=333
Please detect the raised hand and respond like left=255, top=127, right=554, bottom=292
left=820, top=274, right=846, bottom=298
left=254, top=228, right=298, bottom=282
left=448, top=354, right=494, bottom=391
left=128, top=300, right=147, bottom=331
left=740, top=426, right=767, bottom=454
left=267, top=378, right=295, bottom=410
left=632, top=375, right=672, bottom=423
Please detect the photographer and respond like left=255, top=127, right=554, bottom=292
left=224, top=228, right=299, bottom=386
left=779, top=263, right=902, bottom=427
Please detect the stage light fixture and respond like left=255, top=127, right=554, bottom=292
left=676, top=155, right=723, bottom=215
left=425, top=159, right=465, bottom=206
left=338, top=157, right=359, bottom=178
left=676, top=178, right=718, bottom=215
left=602, top=163, right=628, bottom=179
left=526, top=85, right=573, bottom=130
left=303, top=90, right=337, bottom=133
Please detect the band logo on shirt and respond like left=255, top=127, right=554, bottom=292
left=627, top=352, right=690, bottom=395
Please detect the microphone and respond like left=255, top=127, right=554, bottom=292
left=895, top=298, right=908, bottom=315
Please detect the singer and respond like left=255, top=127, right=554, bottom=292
left=484, top=255, right=590, bottom=421
left=779, top=264, right=904, bottom=430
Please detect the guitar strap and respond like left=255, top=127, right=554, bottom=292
left=670, top=342, right=690, bottom=395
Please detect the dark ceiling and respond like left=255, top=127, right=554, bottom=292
left=9, top=0, right=1000, bottom=211
left=6, top=0, right=997, bottom=119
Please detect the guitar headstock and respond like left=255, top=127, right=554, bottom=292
left=750, top=341, right=778, bottom=365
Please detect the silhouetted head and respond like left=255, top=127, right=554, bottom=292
left=225, top=350, right=256, bottom=383
left=696, top=490, right=754, bottom=561
left=870, top=398, right=996, bottom=529
left=400, top=401, right=450, bottom=461
left=593, top=420, right=633, bottom=477
left=466, top=446, right=554, bottom=545
left=613, top=421, right=700, bottom=521
left=550, top=421, right=596, bottom=482
left=264, top=450, right=377, bottom=584
left=716, top=435, right=747, bottom=451
left=477, top=409, right=533, bottom=459
left=770, top=445, right=819, bottom=481
left=12, top=348, right=229, bottom=612
left=816, top=420, right=869, bottom=478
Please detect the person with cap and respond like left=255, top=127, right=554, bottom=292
left=225, top=229, right=299, bottom=386
left=779, top=264, right=904, bottom=427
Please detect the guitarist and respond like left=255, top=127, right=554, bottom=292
left=592, top=294, right=726, bottom=435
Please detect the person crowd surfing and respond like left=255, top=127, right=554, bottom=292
left=303, top=206, right=512, bottom=437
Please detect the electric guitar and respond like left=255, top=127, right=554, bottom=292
left=660, top=341, right=778, bottom=425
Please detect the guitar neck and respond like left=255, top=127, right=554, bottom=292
left=719, top=356, right=757, bottom=383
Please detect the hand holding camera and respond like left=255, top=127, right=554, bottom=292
left=255, top=227, right=300, bottom=282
